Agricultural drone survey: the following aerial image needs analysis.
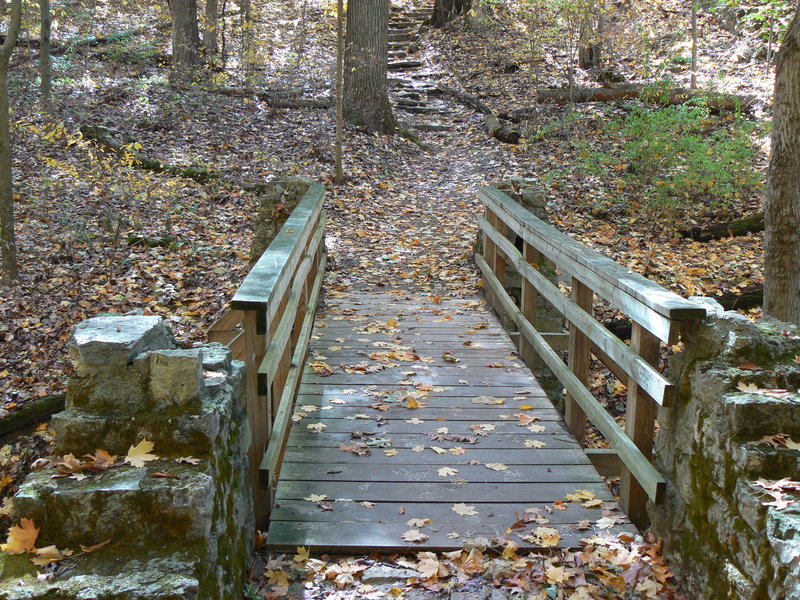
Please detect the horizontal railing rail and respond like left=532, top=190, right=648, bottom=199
left=207, top=184, right=326, bottom=526
left=476, top=186, right=706, bottom=526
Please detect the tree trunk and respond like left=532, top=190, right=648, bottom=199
left=578, top=2, right=603, bottom=69
left=334, top=0, right=344, bottom=183
left=0, top=0, right=20, bottom=285
left=169, top=0, right=201, bottom=84
left=203, top=0, right=218, bottom=57
left=343, top=0, right=397, bottom=134
left=428, top=0, right=471, bottom=28
left=39, top=0, right=51, bottom=109
left=764, top=12, right=800, bottom=325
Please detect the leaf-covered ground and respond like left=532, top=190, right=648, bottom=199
left=0, top=0, right=780, bottom=596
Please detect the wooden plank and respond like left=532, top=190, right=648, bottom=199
left=481, top=218, right=674, bottom=407
left=271, top=499, right=611, bottom=524
left=232, top=185, right=324, bottom=331
left=290, top=406, right=564, bottom=420
left=565, top=280, right=591, bottom=442
left=297, top=384, right=548, bottom=397
left=265, top=520, right=633, bottom=553
left=300, top=374, right=538, bottom=386
left=480, top=186, right=706, bottom=321
left=286, top=418, right=570, bottom=435
left=278, top=462, right=604, bottom=484
left=482, top=195, right=678, bottom=344
left=262, top=254, right=328, bottom=491
left=275, top=480, right=616, bottom=503
left=258, top=220, right=326, bottom=391
left=281, top=448, right=592, bottom=465
left=620, top=323, right=661, bottom=527
left=243, top=309, right=269, bottom=527
left=286, top=433, right=583, bottom=449
left=207, top=309, right=243, bottom=345
left=476, top=253, right=665, bottom=503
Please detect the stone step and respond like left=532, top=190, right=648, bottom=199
left=410, top=122, right=451, bottom=132
left=0, top=548, right=204, bottom=599
left=388, top=32, right=417, bottom=42
left=12, top=462, right=222, bottom=548
left=388, top=60, right=424, bottom=70
left=397, top=104, right=451, bottom=115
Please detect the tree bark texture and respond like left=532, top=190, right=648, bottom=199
left=343, top=0, right=397, bottom=134
left=428, top=0, right=471, bottom=28
left=334, top=0, right=344, bottom=182
left=39, top=0, right=51, bottom=109
left=169, top=0, right=201, bottom=83
left=0, top=0, right=20, bottom=285
left=203, top=0, right=218, bottom=56
left=764, top=12, right=800, bottom=324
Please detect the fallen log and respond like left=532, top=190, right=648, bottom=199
left=436, top=84, right=492, bottom=115
left=80, top=124, right=223, bottom=183
left=485, top=114, right=521, bottom=144
left=79, top=123, right=273, bottom=193
left=678, top=213, right=764, bottom=242
left=437, top=85, right=521, bottom=144
left=520, top=84, right=757, bottom=114
left=0, top=394, right=65, bottom=439
left=203, top=86, right=333, bottom=109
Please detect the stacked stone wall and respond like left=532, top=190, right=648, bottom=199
left=0, top=315, right=253, bottom=599
left=650, top=299, right=800, bottom=599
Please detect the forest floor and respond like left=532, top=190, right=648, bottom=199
left=0, top=0, right=780, bottom=597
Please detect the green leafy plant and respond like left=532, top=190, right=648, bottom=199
left=577, top=102, right=762, bottom=215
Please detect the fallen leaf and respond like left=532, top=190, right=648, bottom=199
left=402, top=529, right=428, bottom=543
left=406, top=517, right=432, bottom=527
left=451, top=503, right=478, bottom=516
left=1, top=518, right=39, bottom=554
left=437, top=467, right=458, bottom=477
left=125, top=439, right=159, bottom=468
left=485, top=463, right=508, bottom=471
left=175, top=456, right=201, bottom=465
left=304, top=494, right=327, bottom=502
left=524, top=439, right=546, bottom=448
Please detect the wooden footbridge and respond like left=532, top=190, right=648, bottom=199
left=208, top=184, right=706, bottom=552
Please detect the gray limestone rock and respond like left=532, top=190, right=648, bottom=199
left=137, top=348, right=204, bottom=409
left=68, top=316, right=175, bottom=375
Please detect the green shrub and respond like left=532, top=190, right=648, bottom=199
left=580, top=102, right=762, bottom=213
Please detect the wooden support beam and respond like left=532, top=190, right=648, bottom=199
left=566, top=280, right=592, bottom=442
left=620, top=322, right=661, bottom=527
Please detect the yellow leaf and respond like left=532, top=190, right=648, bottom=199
left=294, top=546, right=310, bottom=563
left=1, top=518, right=39, bottom=554
left=124, top=439, right=159, bottom=468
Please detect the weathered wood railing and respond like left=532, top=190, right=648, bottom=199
left=208, top=184, right=326, bottom=526
left=476, top=186, right=706, bottom=526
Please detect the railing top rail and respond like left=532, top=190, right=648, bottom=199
left=480, top=186, right=707, bottom=323
left=232, top=183, right=325, bottom=313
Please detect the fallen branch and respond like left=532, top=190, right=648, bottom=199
left=80, top=124, right=222, bottom=183
left=0, top=394, right=65, bottom=439
left=678, top=213, right=764, bottom=242
left=485, top=114, right=521, bottom=144
left=204, top=86, right=333, bottom=109
left=2, top=22, right=171, bottom=56
left=507, top=84, right=757, bottom=115
left=436, top=85, right=492, bottom=115
left=79, top=123, right=273, bottom=193
left=437, top=85, right=521, bottom=144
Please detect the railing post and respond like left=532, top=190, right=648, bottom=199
left=620, top=321, right=660, bottom=527
left=565, top=280, right=591, bottom=442
left=243, top=310, right=270, bottom=526
left=519, top=242, right=539, bottom=366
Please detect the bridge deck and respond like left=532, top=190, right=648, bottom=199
left=265, top=292, right=634, bottom=552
